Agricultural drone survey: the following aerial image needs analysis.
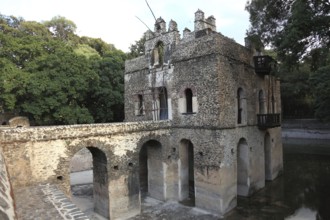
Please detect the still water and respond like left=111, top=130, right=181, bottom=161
left=226, top=138, right=330, bottom=220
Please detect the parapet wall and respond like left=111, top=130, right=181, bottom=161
left=0, top=121, right=171, bottom=143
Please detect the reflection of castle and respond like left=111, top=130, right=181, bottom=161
left=125, top=9, right=283, bottom=215
left=0, top=9, right=283, bottom=220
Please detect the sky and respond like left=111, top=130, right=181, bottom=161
left=0, top=0, right=250, bottom=52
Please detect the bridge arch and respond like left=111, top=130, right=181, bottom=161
left=178, top=139, right=195, bottom=205
left=138, top=138, right=165, bottom=201
left=68, top=141, right=110, bottom=219
left=237, top=137, right=250, bottom=197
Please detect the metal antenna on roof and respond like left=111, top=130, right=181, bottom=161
left=135, top=16, right=153, bottom=32
left=145, top=0, right=157, bottom=22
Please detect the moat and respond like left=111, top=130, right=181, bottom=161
left=70, top=138, right=330, bottom=219
left=226, top=138, right=330, bottom=220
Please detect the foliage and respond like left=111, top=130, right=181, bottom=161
left=0, top=14, right=126, bottom=125
left=43, top=16, right=77, bottom=41
left=310, top=65, right=330, bottom=121
left=128, top=33, right=146, bottom=58
left=87, top=50, right=125, bottom=123
left=74, top=44, right=101, bottom=59
left=246, top=0, right=330, bottom=66
left=246, top=0, right=330, bottom=120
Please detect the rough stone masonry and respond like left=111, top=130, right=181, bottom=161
left=0, top=9, right=283, bottom=219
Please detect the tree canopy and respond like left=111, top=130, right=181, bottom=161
left=246, top=0, right=330, bottom=121
left=0, top=14, right=126, bottom=125
left=246, top=0, right=330, bottom=66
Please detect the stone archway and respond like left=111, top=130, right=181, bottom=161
left=179, top=139, right=195, bottom=206
left=139, top=140, right=164, bottom=200
left=70, top=147, right=109, bottom=219
left=237, top=138, right=249, bottom=196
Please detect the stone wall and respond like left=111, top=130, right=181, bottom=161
left=0, top=148, right=16, bottom=220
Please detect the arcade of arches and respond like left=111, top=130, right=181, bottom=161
left=0, top=122, right=282, bottom=219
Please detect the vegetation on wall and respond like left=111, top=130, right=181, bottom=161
left=246, top=0, right=330, bottom=121
left=0, top=14, right=126, bottom=125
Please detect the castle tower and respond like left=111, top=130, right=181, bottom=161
left=194, top=9, right=205, bottom=31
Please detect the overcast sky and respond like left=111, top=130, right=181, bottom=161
left=0, top=0, right=250, bottom=52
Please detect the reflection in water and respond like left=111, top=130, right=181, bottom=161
left=225, top=138, right=330, bottom=220
left=286, top=206, right=316, bottom=220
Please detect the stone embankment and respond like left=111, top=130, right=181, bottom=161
left=282, top=119, right=330, bottom=139
left=0, top=150, right=16, bottom=220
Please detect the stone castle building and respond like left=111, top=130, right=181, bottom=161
left=0, top=10, right=282, bottom=219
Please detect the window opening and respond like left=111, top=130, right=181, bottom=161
left=159, top=87, right=168, bottom=120
left=185, top=89, right=193, bottom=113
left=237, top=88, right=243, bottom=124
left=259, top=90, right=265, bottom=114
left=138, top=94, right=144, bottom=115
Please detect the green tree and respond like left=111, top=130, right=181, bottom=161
left=87, top=49, right=126, bottom=122
left=80, top=36, right=115, bottom=56
left=43, top=16, right=77, bottom=41
left=21, top=48, right=98, bottom=125
left=0, top=58, right=28, bottom=112
left=246, top=0, right=330, bottom=66
left=310, top=64, right=330, bottom=122
left=0, top=14, right=127, bottom=125
left=246, top=0, right=330, bottom=120
left=128, top=33, right=146, bottom=58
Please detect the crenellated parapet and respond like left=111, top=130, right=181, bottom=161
left=194, top=9, right=216, bottom=32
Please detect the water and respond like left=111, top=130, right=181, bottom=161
left=226, top=138, right=330, bottom=220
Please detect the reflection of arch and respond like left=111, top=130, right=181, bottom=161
left=264, top=133, right=272, bottom=180
left=237, top=138, right=249, bottom=196
left=258, top=90, right=265, bottom=114
left=139, top=140, right=164, bottom=200
left=179, top=139, right=195, bottom=206
left=70, top=147, right=109, bottom=218
left=237, top=88, right=246, bottom=124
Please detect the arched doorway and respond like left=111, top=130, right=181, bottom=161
left=70, top=147, right=109, bottom=219
left=139, top=140, right=164, bottom=200
left=264, top=133, right=272, bottom=181
left=237, top=138, right=249, bottom=196
left=179, top=139, right=195, bottom=206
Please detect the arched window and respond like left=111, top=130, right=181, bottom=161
left=152, top=41, right=164, bottom=67
left=179, top=87, right=198, bottom=114
left=258, top=90, right=265, bottom=114
left=185, top=88, right=193, bottom=113
left=237, top=88, right=243, bottom=124
left=135, top=94, right=144, bottom=116
left=138, top=94, right=144, bottom=115
left=159, top=87, right=168, bottom=120
left=237, top=88, right=247, bottom=125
